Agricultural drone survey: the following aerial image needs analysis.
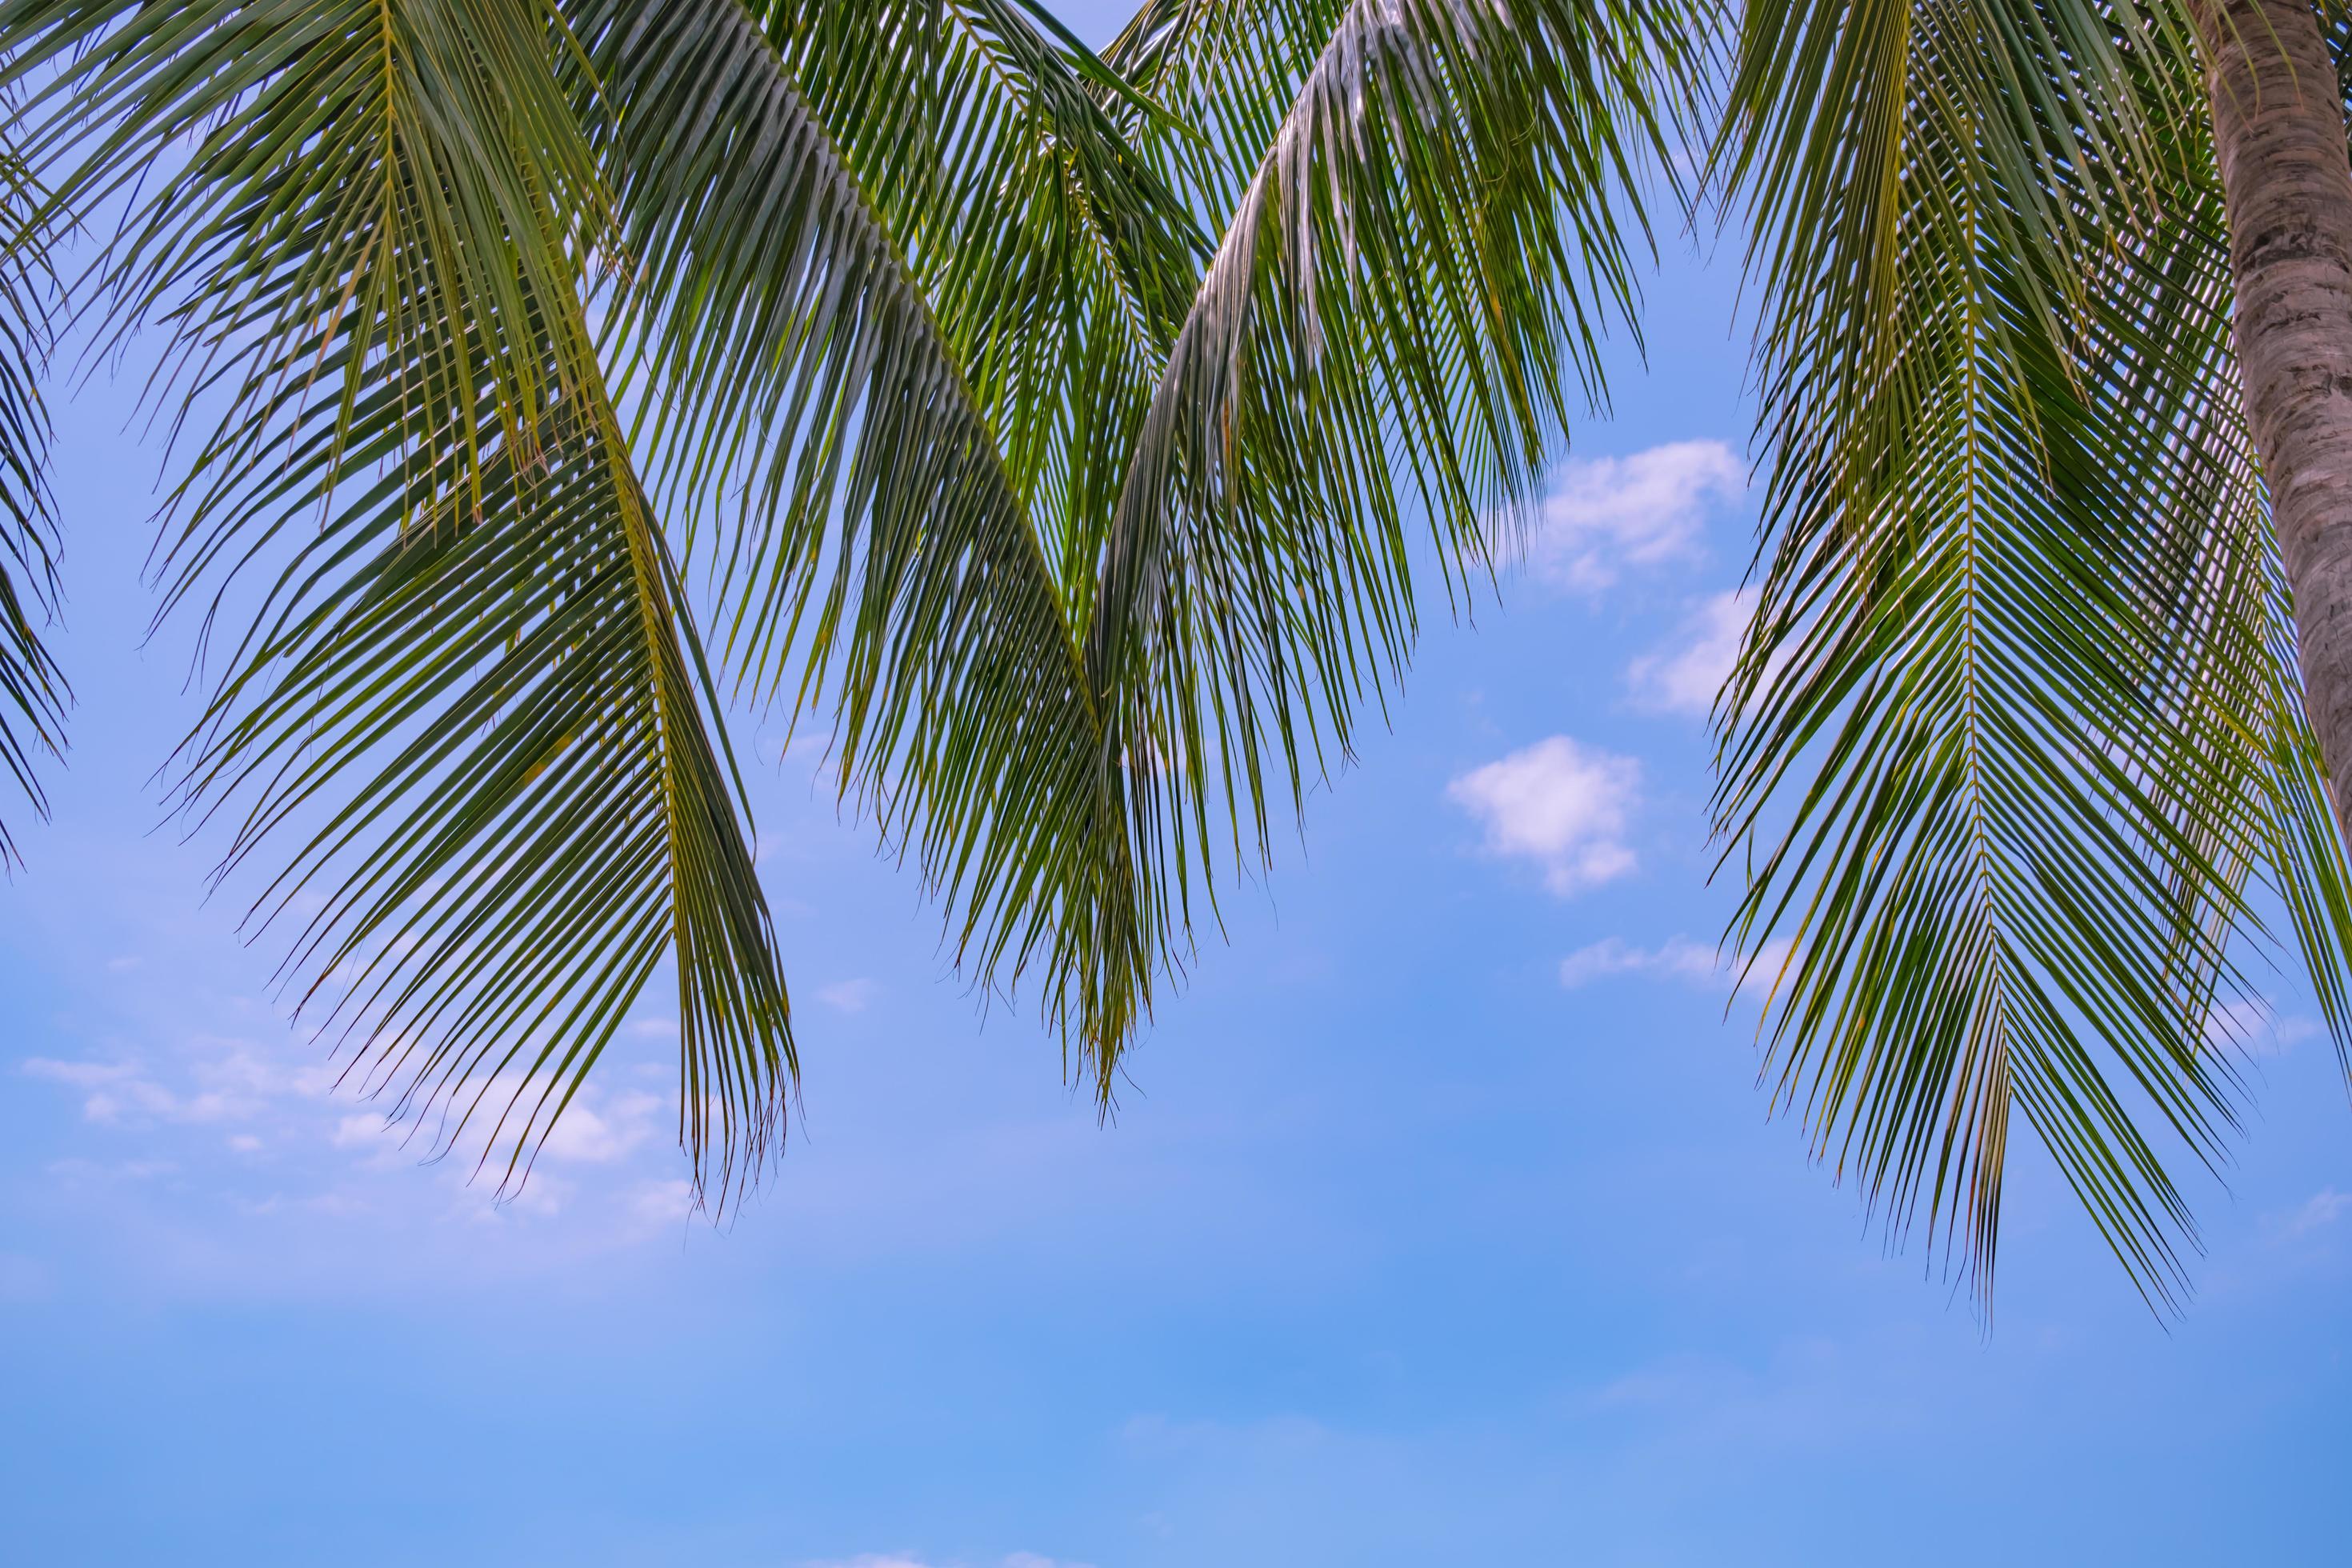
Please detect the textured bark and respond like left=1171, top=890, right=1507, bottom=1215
left=2198, top=0, right=2352, bottom=847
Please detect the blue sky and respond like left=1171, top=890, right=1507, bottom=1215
left=6, top=10, right=2352, bottom=1565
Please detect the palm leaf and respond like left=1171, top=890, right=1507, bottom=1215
left=1711, top=0, right=2352, bottom=1310
left=1078, top=0, right=1682, bottom=1085
left=0, top=115, right=67, bottom=867
left=3, top=0, right=792, bottom=1195
left=561, top=0, right=1174, bottom=1081
left=575, top=0, right=1687, bottom=1098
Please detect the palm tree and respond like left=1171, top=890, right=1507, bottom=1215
left=6, top=0, right=2352, bottom=1311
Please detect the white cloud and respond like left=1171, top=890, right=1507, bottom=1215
left=23, top=1042, right=338, bottom=1129
left=1530, top=439, right=1744, bottom=591
left=2278, top=1189, right=2352, bottom=1240
left=497, top=1173, right=573, bottom=1219
left=2205, top=998, right=2321, bottom=1057
left=537, top=1090, right=661, bottom=1164
left=627, top=1178, right=696, bottom=1230
left=26, top=1058, right=202, bottom=1125
left=1559, top=936, right=1721, bottom=989
left=332, top=1114, right=415, bottom=1168
left=1560, top=934, right=1794, bottom=996
left=447, top=1166, right=576, bottom=1225
left=805, top=1557, right=1091, bottom=1568
left=1446, top=737, right=1641, bottom=895
left=1627, top=589, right=1758, bottom=717
left=819, top=978, right=879, bottom=1014
left=22, top=1057, right=138, bottom=1089
left=47, top=1156, right=178, bottom=1185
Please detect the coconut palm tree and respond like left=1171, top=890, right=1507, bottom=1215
left=6, top=0, right=2352, bottom=1310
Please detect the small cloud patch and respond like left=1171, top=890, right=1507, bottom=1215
left=818, top=978, right=879, bottom=1014
left=1530, top=439, right=1744, bottom=591
left=1447, top=737, right=1641, bottom=896
left=1560, top=934, right=1794, bottom=997
left=1627, top=589, right=1758, bottom=717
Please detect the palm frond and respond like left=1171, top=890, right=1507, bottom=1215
left=580, top=0, right=1202, bottom=613
left=4, top=0, right=792, bottom=1195
left=1078, top=0, right=1682, bottom=1084
left=575, top=0, right=1685, bottom=1096
left=762, top=0, right=1205, bottom=610
left=1712, top=0, right=2352, bottom=1311
left=562, top=0, right=1166, bottom=1070
left=0, top=115, right=67, bottom=867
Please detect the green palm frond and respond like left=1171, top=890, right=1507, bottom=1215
left=1077, top=0, right=1682, bottom=1083
left=0, top=118, right=67, bottom=868
left=761, top=0, right=1205, bottom=604
left=587, top=0, right=1204, bottom=595
left=562, top=0, right=1165, bottom=1076
left=3, top=0, right=791, bottom=1195
left=577, top=0, right=1687, bottom=1097
left=1100, top=0, right=1341, bottom=222
left=1712, top=0, right=2352, bottom=1310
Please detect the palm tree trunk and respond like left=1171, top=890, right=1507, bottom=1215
left=2198, top=0, right=2352, bottom=846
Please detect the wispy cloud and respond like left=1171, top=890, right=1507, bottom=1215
left=2204, top=998, right=2320, bottom=1058
left=1560, top=934, right=1792, bottom=996
left=819, top=978, right=880, bottom=1014
left=805, top=1556, right=1093, bottom=1568
left=627, top=1178, right=695, bottom=1230
left=2276, top=1189, right=2352, bottom=1241
left=536, top=1090, right=662, bottom=1164
left=1626, top=589, right=1757, bottom=717
left=22, top=1046, right=334, bottom=1128
left=22, top=1057, right=139, bottom=1089
left=1447, top=737, right=1641, bottom=896
left=331, top=1113, right=415, bottom=1168
left=1559, top=936, right=1721, bottom=989
left=1530, top=439, right=1744, bottom=591
left=23, top=1027, right=693, bottom=1251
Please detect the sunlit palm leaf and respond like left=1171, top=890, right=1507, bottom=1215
left=1078, top=0, right=1681, bottom=1085
left=753, top=0, right=1205, bottom=614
